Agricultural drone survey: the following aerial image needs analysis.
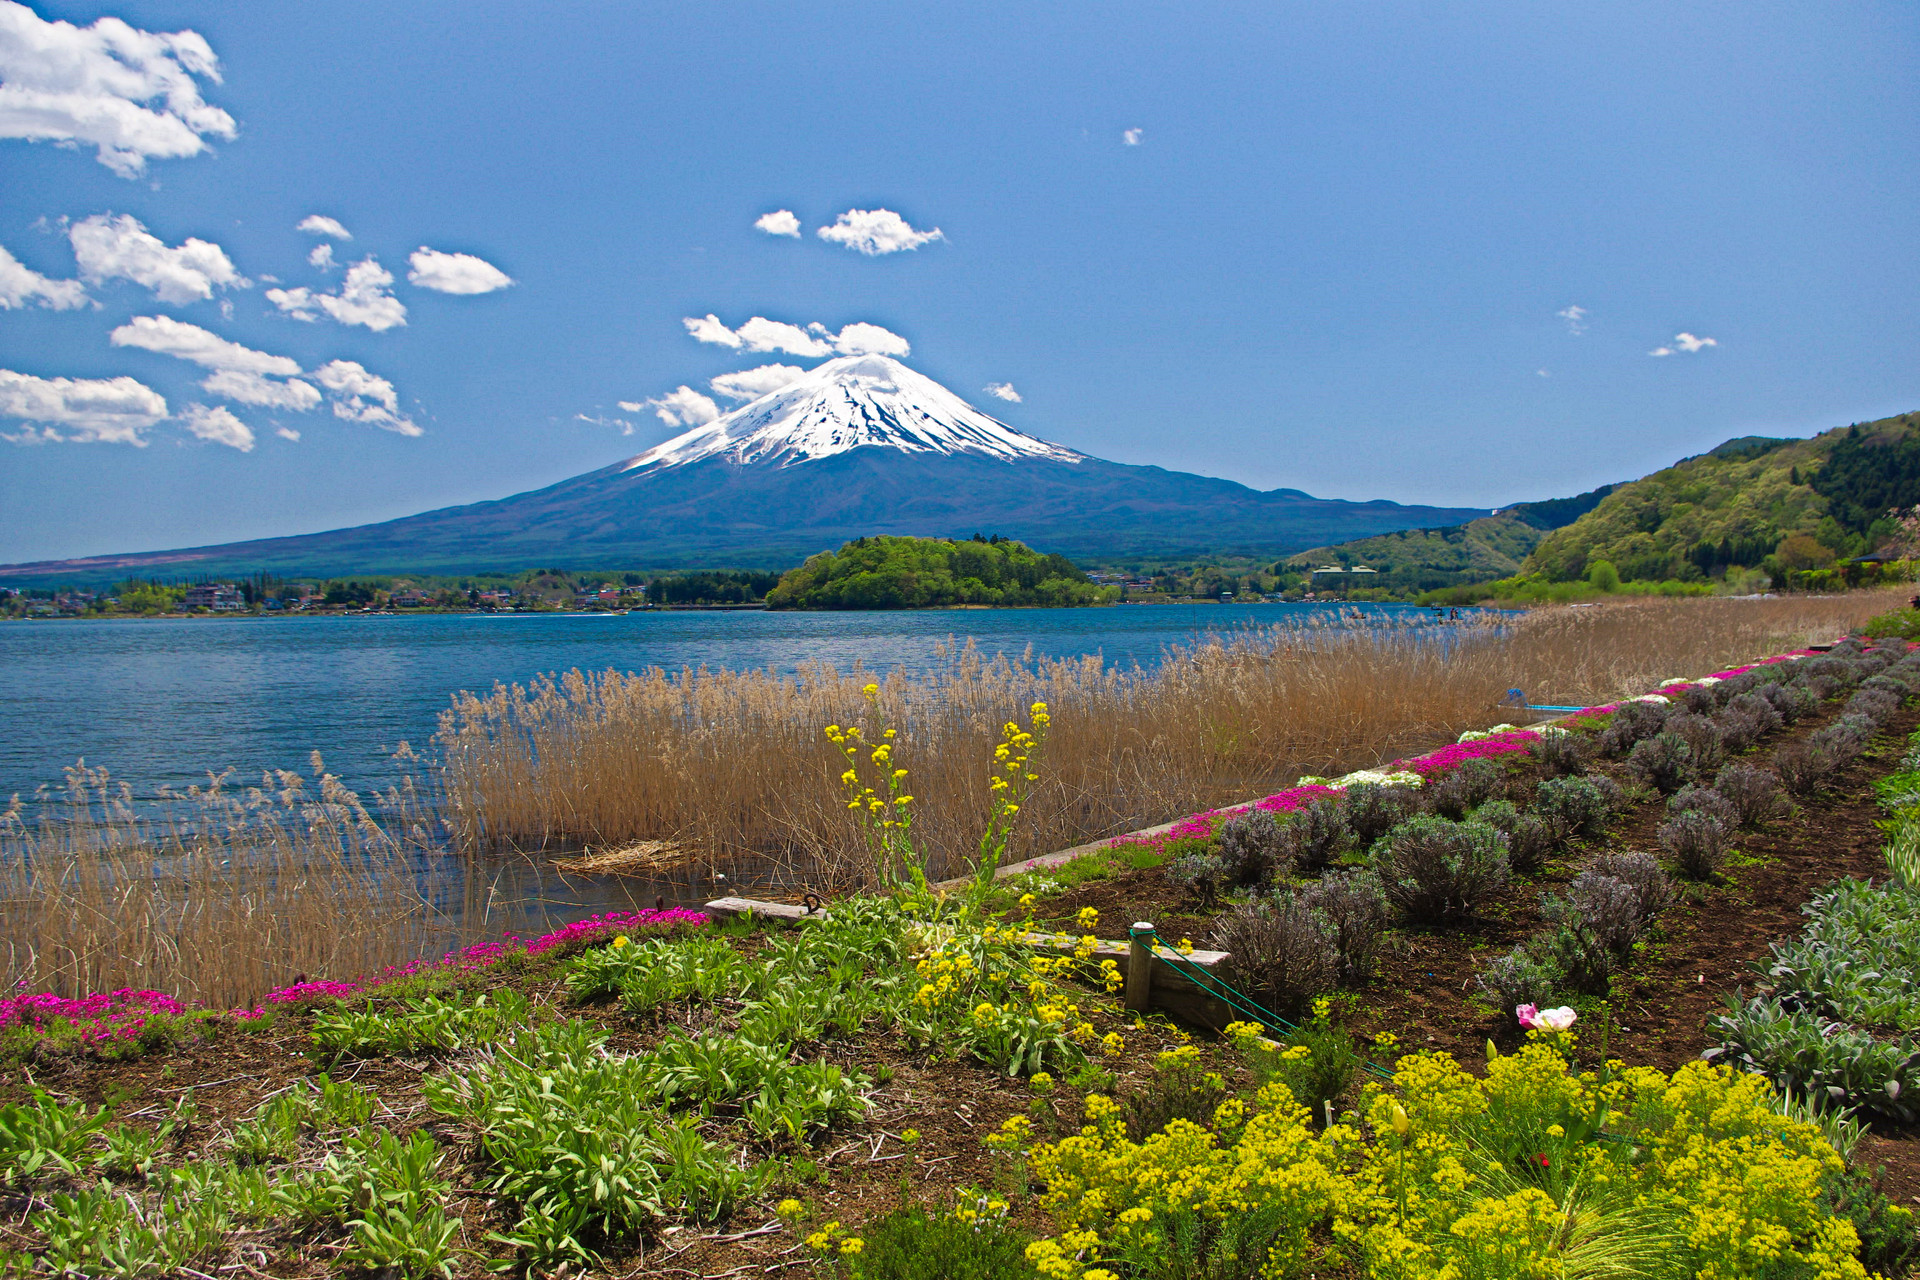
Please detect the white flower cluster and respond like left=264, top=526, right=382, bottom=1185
left=1456, top=724, right=1519, bottom=743
left=1295, top=768, right=1426, bottom=790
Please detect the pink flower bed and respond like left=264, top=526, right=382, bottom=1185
left=259, top=907, right=708, bottom=1005
left=1392, top=730, right=1540, bottom=778
left=0, top=988, right=186, bottom=1047
left=5, top=906, right=710, bottom=1048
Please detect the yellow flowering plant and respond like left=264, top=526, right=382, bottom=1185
left=825, top=683, right=926, bottom=892
left=969, top=701, right=1051, bottom=900
left=1012, top=1037, right=1875, bottom=1280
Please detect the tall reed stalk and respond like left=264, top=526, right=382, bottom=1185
left=0, top=753, right=480, bottom=1007
left=437, top=591, right=1901, bottom=886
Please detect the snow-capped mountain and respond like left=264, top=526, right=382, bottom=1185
left=0, top=357, right=1493, bottom=581
left=622, top=355, right=1083, bottom=472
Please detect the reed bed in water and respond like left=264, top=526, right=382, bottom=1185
left=0, top=753, right=478, bottom=1007
left=438, top=590, right=1903, bottom=887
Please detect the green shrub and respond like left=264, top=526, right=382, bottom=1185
left=1120, top=1045, right=1230, bottom=1141
left=834, top=1200, right=1032, bottom=1280
left=1372, top=815, right=1511, bottom=922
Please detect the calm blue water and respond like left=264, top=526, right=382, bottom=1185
left=0, top=602, right=1456, bottom=802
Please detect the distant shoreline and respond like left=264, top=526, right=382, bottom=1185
left=0, top=597, right=1337, bottom=622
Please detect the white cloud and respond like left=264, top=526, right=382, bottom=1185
left=308, top=243, right=334, bottom=270
left=816, top=208, right=944, bottom=256
left=1557, top=304, right=1587, bottom=336
left=297, top=214, right=351, bottom=240
left=753, top=209, right=801, bottom=238
left=407, top=246, right=513, bottom=295
left=683, top=313, right=742, bottom=348
left=69, top=213, right=247, bottom=304
left=575, top=412, right=635, bottom=435
left=0, top=2, right=235, bottom=177
left=109, top=315, right=319, bottom=410
left=1649, top=332, right=1717, bottom=357
left=275, top=426, right=300, bottom=441
left=0, top=367, right=166, bottom=444
left=1123, top=127, right=1144, bottom=146
left=829, top=321, right=909, bottom=357
left=736, top=316, right=833, bottom=356
left=710, top=363, right=806, bottom=402
left=0, top=243, right=86, bottom=309
left=684, top=314, right=909, bottom=359
left=199, top=369, right=320, bottom=411
left=1536, top=368, right=1550, bottom=378
left=646, top=386, right=720, bottom=428
left=983, top=381, right=1021, bottom=402
left=266, top=257, right=406, bottom=331
left=312, top=359, right=418, bottom=435
left=180, top=402, right=252, bottom=451
left=109, top=314, right=299, bottom=375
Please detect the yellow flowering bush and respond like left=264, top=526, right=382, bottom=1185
left=1016, top=1038, right=1876, bottom=1280
left=1024, top=1080, right=1354, bottom=1279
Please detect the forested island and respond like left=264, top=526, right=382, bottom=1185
left=764, top=535, right=1118, bottom=609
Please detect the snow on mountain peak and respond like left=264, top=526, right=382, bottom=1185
left=620, top=355, right=1083, bottom=473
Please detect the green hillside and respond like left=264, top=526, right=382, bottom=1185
left=1279, top=514, right=1546, bottom=595
left=764, top=535, right=1117, bottom=609
left=1523, top=411, right=1920, bottom=583
left=1275, top=484, right=1618, bottom=595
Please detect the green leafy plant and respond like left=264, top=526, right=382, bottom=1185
left=0, top=1089, right=108, bottom=1184
left=311, top=988, right=531, bottom=1062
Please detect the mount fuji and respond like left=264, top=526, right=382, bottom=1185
left=1, top=355, right=1489, bottom=582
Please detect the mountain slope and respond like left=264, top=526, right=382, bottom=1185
left=1273, top=483, right=1620, bottom=595
left=0, top=356, right=1490, bottom=584
left=1522, top=411, right=1920, bottom=582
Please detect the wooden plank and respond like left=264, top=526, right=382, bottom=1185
left=703, top=896, right=828, bottom=922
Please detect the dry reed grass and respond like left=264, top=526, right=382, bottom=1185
left=438, top=590, right=1904, bottom=888
left=0, top=753, right=483, bottom=1007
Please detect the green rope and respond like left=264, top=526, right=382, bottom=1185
left=1136, top=926, right=1397, bottom=1081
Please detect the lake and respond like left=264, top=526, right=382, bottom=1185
left=0, top=602, right=1454, bottom=801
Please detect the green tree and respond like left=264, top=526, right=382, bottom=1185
left=1585, top=559, right=1620, bottom=592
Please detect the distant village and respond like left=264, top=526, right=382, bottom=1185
left=0, top=569, right=772, bottom=619
left=0, top=556, right=1338, bottom=620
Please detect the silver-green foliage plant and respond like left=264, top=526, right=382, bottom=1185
left=1705, top=995, right=1920, bottom=1123
left=1708, top=726, right=1920, bottom=1119
left=1371, top=815, right=1510, bottom=922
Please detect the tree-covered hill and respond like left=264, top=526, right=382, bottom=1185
left=1273, top=484, right=1618, bottom=595
left=764, top=535, right=1117, bottom=609
left=1522, top=411, right=1920, bottom=583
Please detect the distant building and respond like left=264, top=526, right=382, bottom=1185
left=183, top=583, right=245, bottom=611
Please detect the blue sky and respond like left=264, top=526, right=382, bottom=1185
left=0, top=0, right=1915, bottom=564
